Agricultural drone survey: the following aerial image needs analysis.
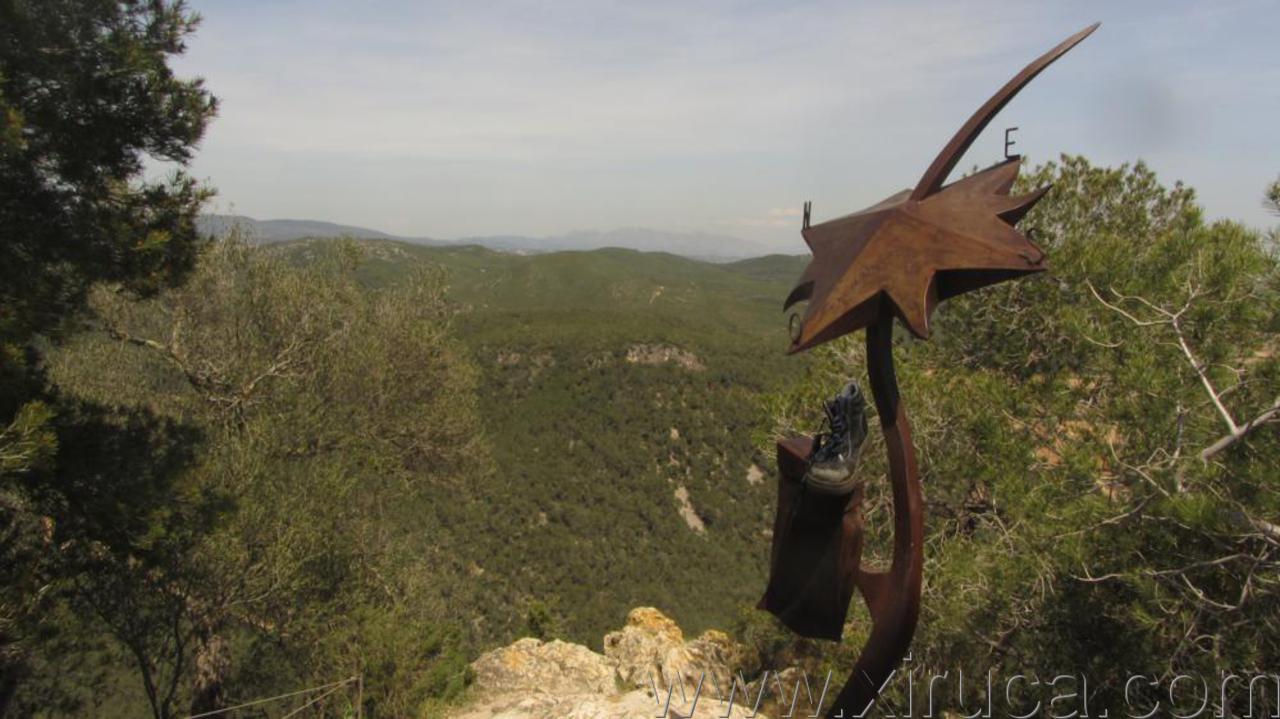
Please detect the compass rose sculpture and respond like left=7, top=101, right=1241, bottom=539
left=759, top=23, right=1099, bottom=717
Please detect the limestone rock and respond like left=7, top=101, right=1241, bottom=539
left=672, top=485, right=707, bottom=534
left=469, top=638, right=617, bottom=697
left=624, top=343, right=705, bottom=371
left=603, top=607, right=685, bottom=687
left=449, top=607, right=768, bottom=719
left=604, top=608, right=751, bottom=695
left=450, top=687, right=761, bottom=719
left=673, top=629, right=748, bottom=695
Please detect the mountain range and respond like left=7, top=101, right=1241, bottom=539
left=198, top=214, right=775, bottom=261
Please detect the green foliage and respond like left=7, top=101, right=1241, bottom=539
left=763, top=156, right=1280, bottom=714
left=11, top=71, right=1274, bottom=718
left=0, top=399, right=54, bottom=476
left=14, top=221, right=812, bottom=713
left=0, top=0, right=216, bottom=342
left=39, top=235, right=488, bottom=715
left=730, top=602, right=795, bottom=676
left=0, top=1, right=215, bottom=714
left=522, top=599, right=567, bottom=642
left=276, top=239, right=813, bottom=645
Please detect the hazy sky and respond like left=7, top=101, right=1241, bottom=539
left=175, top=0, right=1279, bottom=253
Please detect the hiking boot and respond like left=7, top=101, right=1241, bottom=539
left=805, top=381, right=869, bottom=495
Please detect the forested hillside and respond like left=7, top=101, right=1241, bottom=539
left=270, top=239, right=816, bottom=644
left=26, top=227, right=814, bottom=715
left=19, top=160, right=1280, bottom=717
left=6, top=2, right=1277, bottom=718
left=14, top=164, right=1280, bottom=716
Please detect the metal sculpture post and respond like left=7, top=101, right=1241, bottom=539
left=759, top=24, right=1098, bottom=717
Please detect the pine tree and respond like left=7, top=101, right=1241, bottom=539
left=0, top=2, right=216, bottom=714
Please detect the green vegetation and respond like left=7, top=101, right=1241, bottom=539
left=4, top=3, right=1278, bottom=716
left=273, top=239, right=812, bottom=646
left=1, top=1, right=215, bottom=715
left=43, top=237, right=485, bottom=716
left=25, top=232, right=809, bottom=714
left=763, top=156, right=1280, bottom=715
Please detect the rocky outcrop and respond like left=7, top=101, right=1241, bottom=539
left=449, top=608, right=768, bottom=719
left=672, top=485, right=707, bottom=534
left=469, top=638, right=618, bottom=697
left=604, top=608, right=749, bottom=698
left=624, top=344, right=705, bottom=371
left=603, top=607, right=686, bottom=686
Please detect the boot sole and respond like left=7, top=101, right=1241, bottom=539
left=804, top=465, right=858, bottom=495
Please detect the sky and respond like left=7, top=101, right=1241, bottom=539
left=174, top=0, right=1280, bottom=253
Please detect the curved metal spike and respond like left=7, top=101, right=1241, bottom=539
left=783, top=280, right=813, bottom=311
left=910, top=22, right=1099, bottom=202
left=996, top=184, right=1052, bottom=225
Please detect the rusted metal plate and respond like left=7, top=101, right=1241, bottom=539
left=784, top=23, right=1098, bottom=352
left=762, top=23, right=1098, bottom=719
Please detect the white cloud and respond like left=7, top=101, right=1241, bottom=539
left=176, top=0, right=1280, bottom=242
left=186, top=1, right=1045, bottom=159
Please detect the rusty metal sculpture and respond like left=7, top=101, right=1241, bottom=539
left=759, top=23, right=1098, bottom=717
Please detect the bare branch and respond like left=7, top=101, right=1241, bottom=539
left=1085, top=280, right=1256, bottom=441
left=1201, top=395, right=1280, bottom=460
left=1228, top=508, right=1280, bottom=545
left=102, top=323, right=227, bottom=397
left=1085, top=280, right=1165, bottom=327
left=1170, top=316, right=1238, bottom=433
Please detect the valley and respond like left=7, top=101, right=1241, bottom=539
left=275, top=239, right=813, bottom=646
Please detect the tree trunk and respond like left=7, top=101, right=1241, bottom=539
left=0, top=660, right=21, bottom=719
left=188, top=631, right=229, bottom=716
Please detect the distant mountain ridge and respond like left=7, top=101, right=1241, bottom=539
left=199, top=214, right=773, bottom=261
left=197, top=215, right=408, bottom=243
